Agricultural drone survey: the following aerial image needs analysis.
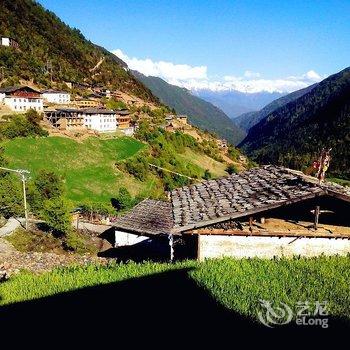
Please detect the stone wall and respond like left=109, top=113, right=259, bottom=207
left=198, top=235, right=350, bottom=260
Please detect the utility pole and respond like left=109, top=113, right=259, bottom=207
left=0, top=167, right=30, bottom=230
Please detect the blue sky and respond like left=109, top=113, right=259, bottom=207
left=38, top=0, right=350, bottom=92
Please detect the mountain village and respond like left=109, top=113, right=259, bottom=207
left=0, top=1, right=350, bottom=335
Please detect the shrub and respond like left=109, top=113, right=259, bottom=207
left=41, top=197, right=72, bottom=236
left=65, top=230, right=97, bottom=254
left=0, top=110, right=48, bottom=139
left=226, top=164, right=239, bottom=175
left=0, top=174, right=23, bottom=218
left=111, top=187, right=135, bottom=211
left=123, top=156, right=149, bottom=181
left=203, top=169, right=212, bottom=180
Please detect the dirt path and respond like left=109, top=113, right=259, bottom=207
left=90, top=57, right=105, bottom=72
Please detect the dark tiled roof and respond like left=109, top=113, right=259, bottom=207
left=114, top=166, right=350, bottom=236
left=81, top=108, right=115, bottom=114
left=42, top=89, right=69, bottom=94
left=54, top=108, right=115, bottom=115
left=0, top=85, right=40, bottom=94
left=116, top=109, right=130, bottom=116
left=170, top=165, right=350, bottom=232
left=114, top=199, right=173, bottom=236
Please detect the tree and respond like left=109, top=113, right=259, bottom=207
left=226, top=164, right=238, bottom=175
left=41, top=197, right=72, bottom=236
left=25, top=109, right=42, bottom=125
left=28, top=170, right=64, bottom=214
left=0, top=174, right=23, bottom=218
left=0, top=148, right=23, bottom=218
left=34, top=170, right=64, bottom=200
left=203, top=169, right=212, bottom=180
left=111, top=187, right=135, bottom=211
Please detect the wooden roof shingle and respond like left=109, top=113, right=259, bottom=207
left=170, top=165, right=350, bottom=232
left=113, top=166, right=350, bottom=236
left=114, top=199, right=173, bottom=236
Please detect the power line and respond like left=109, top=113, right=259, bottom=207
left=148, top=163, right=195, bottom=180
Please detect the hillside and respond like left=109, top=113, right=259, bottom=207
left=240, top=67, right=350, bottom=179
left=132, top=71, right=245, bottom=145
left=235, top=84, right=318, bottom=132
left=194, top=89, right=284, bottom=119
left=0, top=0, right=157, bottom=102
left=2, top=134, right=231, bottom=206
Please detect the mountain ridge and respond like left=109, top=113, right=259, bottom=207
left=240, top=67, right=350, bottom=178
left=193, top=89, right=284, bottom=120
left=132, top=70, right=246, bottom=145
left=0, top=0, right=157, bottom=103
left=235, top=83, right=318, bottom=132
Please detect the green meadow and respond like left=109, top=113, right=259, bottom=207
left=1, top=136, right=152, bottom=203
left=1, top=256, right=349, bottom=324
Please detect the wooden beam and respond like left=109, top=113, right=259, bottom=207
left=184, top=228, right=350, bottom=239
left=314, top=206, right=320, bottom=230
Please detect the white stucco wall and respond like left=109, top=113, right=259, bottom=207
left=198, top=235, right=350, bottom=261
left=43, top=92, right=70, bottom=104
left=121, top=127, right=134, bottom=136
left=3, top=97, right=43, bottom=112
left=114, top=230, right=148, bottom=247
left=1, top=38, right=10, bottom=46
left=84, top=113, right=116, bottom=133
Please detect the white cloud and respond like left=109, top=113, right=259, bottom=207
left=112, top=49, right=207, bottom=82
left=244, top=70, right=261, bottom=79
left=112, top=49, right=324, bottom=93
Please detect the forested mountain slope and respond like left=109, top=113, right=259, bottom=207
left=133, top=71, right=246, bottom=145
left=0, top=0, right=157, bottom=102
left=240, top=67, right=350, bottom=179
left=235, top=84, right=317, bottom=132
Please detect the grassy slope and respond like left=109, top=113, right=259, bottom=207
left=2, top=136, right=151, bottom=203
left=0, top=256, right=349, bottom=322
left=178, top=149, right=227, bottom=178
left=2, top=136, right=229, bottom=204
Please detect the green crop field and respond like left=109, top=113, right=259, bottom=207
left=1, top=256, right=349, bottom=325
left=1, top=136, right=152, bottom=203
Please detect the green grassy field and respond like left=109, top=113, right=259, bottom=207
left=1, top=135, right=230, bottom=205
left=1, top=256, right=349, bottom=324
left=1, top=136, right=157, bottom=203
left=328, top=177, right=350, bottom=187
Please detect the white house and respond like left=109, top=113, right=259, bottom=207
left=42, top=89, right=70, bottom=105
left=0, top=37, right=19, bottom=48
left=82, top=108, right=117, bottom=133
left=0, top=86, right=43, bottom=112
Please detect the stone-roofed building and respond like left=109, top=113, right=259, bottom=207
left=114, top=199, right=173, bottom=236
left=113, top=166, right=350, bottom=260
left=170, top=165, right=350, bottom=232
